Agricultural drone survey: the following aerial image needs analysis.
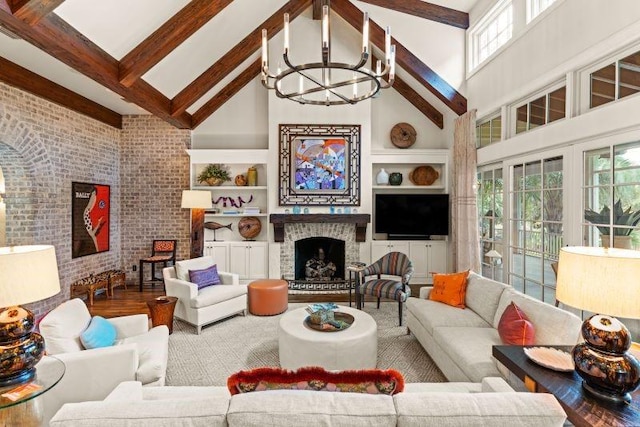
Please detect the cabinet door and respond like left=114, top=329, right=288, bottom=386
left=247, top=242, right=268, bottom=279
left=204, top=243, right=229, bottom=272
left=387, top=241, right=410, bottom=255
left=427, top=241, right=448, bottom=278
left=409, top=242, right=429, bottom=284
left=229, top=243, right=249, bottom=279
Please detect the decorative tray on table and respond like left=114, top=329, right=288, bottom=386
left=304, top=312, right=354, bottom=332
left=523, top=347, right=574, bottom=372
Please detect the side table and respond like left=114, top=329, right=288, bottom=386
left=347, top=262, right=367, bottom=309
left=147, top=296, right=178, bottom=334
left=493, top=345, right=640, bottom=427
left=0, top=356, right=65, bottom=427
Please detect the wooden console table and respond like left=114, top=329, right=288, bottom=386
left=493, top=345, right=640, bottom=427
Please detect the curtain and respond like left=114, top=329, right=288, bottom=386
left=452, top=110, right=481, bottom=272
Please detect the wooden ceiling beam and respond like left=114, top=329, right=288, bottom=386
left=3, top=0, right=64, bottom=25
left=192, top=58, right=261, bottom=128
left=0, top=55, right=122, bottom=128
left=373, top=53, right=442, bottom=128
left=0, top=10, right=192, bottom=128
left=119, top=0, right=234, bottom=88
left=358, top=0, right=468, bottom=29
left=170, top=0, right=312, bottom=117
left=332, top=0, right=467, bottom=115
left=312, top=0, right=323, bottom=19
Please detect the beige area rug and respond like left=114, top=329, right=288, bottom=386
left=166, top=302, right=446, bottom=386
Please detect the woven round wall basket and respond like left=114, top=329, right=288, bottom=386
left=409, top=166, right=439, bottom=186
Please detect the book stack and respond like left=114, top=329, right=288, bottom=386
left=222, top=209, right=240, bottom=215
left=243, top=206, right=261, bottom=215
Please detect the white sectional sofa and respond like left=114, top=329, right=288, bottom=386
left=50, top=379, right=568, bottom=426
left=406, top=271, right=583, bottom=383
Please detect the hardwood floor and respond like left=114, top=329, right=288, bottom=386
left=87, top=281, right=424, bottom=318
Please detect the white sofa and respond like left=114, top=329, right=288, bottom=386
left=406, top=271, right=583, bottom=383
left=50, top=378, right=567, bottom=426
left=163, top=256, right=247, bottom=334
left=38, top=298, right=169, bottom=424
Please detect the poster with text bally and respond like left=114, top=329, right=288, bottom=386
left=72, top=182, right=110, bottom=258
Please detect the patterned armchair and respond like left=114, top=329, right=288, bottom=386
left=360, top=252, right=414, bottom=326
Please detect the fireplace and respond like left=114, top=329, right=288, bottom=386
left=294, top=237, right=345, bottom=281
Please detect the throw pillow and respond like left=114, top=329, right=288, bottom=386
left=80, top=316, right=117, bottom=349
left=498, top=302, right=536, bottom=345
left=428, top=270, right=470, bottom=309
left=227, top=366, right=405, bottom=396
left=189, top=264, right=221, bottom=290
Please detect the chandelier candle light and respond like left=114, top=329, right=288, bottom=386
left=261, top=1, right=395, bottom=105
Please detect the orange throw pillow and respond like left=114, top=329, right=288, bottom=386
left=498, top=302, right=535, bottom=345
left=428, top=271, right=469, bottom=309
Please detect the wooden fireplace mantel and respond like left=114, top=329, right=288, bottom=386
left=269, top=214, right=371, bottom=243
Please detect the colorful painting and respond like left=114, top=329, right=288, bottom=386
left=279, top=124, right=361, bottom=206
left=72, top=182, right=110, bottom=258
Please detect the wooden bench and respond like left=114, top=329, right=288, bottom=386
left=70, top=270, right=126, bottom=306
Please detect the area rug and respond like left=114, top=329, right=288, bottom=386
left=166, top=302, right=446, bottom=386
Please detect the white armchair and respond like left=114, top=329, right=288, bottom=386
left=163, top=256, right=247, bottom=334
left=38, top=298, right=169, bottom=424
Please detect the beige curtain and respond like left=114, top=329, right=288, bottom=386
left=452, top=110, right=481, bottom=272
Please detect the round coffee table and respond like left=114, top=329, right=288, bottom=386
left=278, top=306, right=377, bottom=370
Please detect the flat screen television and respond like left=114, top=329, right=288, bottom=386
left=375, top=193, right=449, bottom=239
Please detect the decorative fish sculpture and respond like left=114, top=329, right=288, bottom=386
left=204, top=222, right=233, bottom=231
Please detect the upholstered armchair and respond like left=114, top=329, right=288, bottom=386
left=163, top=256, right=247, bottom=334
left=360, top=252, right=414, bottom=326
left=38, top=298, right=169, bottom=423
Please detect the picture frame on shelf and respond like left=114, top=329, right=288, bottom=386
left=278, top=124, right=361, bottom=206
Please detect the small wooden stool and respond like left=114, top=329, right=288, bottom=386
left=248, top=279, right=288, bottom=316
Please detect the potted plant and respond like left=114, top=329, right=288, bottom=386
left=197, top=164, right=231, bottom=186
left=584, top=199, right=640, bottom=248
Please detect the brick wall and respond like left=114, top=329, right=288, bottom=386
left=119, top=115, right=191, bottom=281
left=0, top=83, right=121, bottom=316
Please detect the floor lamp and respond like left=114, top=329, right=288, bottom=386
left=181, top=190, right=212, bottom=259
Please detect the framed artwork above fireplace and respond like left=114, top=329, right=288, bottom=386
left=279, top=124, right=361, bottom=206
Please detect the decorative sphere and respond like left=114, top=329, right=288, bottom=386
left=238, top=217, right=262, bottom=239
left=235, top=174, right=247, bottom=186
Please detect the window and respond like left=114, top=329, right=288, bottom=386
left=509, top=157, right=563, bottom=304
left=476, top=114, right=502, bottom=148
left=515, top=86, right=566, bottom=134
left=590, top=50, right=640, bottom=109
left=583, top=141, right=640, bottom=250
left=470, top=0, right=513, bottom=70
left=477, top=166, right=504, bottom=281
left=526, top=0, right=556, bottom=23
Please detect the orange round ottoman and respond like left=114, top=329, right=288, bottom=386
left=248, top=279, right=289, bottom=316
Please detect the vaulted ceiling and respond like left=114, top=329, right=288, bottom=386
left=0, top=0, right=475, bottom=130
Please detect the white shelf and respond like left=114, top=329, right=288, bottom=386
left=196, top=186, right=268, bottom=191
left=205, top=213, right=268, bottom=218
left=187, top=149, right=269, bottom=163
left=373, top=185, right=445, bottom=190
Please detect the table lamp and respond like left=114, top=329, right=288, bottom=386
left=556, top=246, right=640, bottom=404
left=485, top=249, right=502, bottom=280
left=181, top=190, right=212, bottom=258
left=0, top=245, right=61, bottom=386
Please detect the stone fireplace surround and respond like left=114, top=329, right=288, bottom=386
left=270, top=214, right=371, bottom=281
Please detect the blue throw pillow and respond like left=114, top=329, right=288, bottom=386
left=189, top=264, right=221, bottom=290
left=80, top=316, right=117, bottom=349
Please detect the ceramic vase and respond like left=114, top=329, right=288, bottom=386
left=247, top=166, right=258, bottom=186
left=389, top=172, right=403, bottom=186
left=376, top=168, right=389, bottom=185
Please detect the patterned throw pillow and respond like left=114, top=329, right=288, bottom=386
left=498, top=302, right=536, bottom=345
left=189, top=264, right=221, bottom=290
left=428, top=270, right=470, bottom=309
left=227, top=366, right=405, bottom=396
left=80, top=316, right=117, bottom=349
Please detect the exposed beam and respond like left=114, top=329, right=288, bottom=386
left=373, top=54, right=442, bottom=128
left=0, top=10, right=192, bottom=128
left=192, top=58, right=261, bottom=128
left=3, top=0, right=64, bottom=25
left=0, top=56, right=122, bottom=128
left=119, top=0, right=234, bottom=87
left=170, top=0, right=312, bottom=117
left=332, top=0, right=467, bottom=115
left=312, top=0, right=323, bottom=19
left=357, top=0, right=468, bottom=29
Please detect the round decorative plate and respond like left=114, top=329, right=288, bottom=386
left=238, top=216, right=262, bottom=239
left=524, top=347, right=574, bottom=372
left=409, top=165, right=439, bottom=185
left=304, top=312, right=354, bottom=332
left=390, top=123, right=417, bottom=149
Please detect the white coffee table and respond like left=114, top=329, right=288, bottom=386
left=278, top=305, right=377, bottom=370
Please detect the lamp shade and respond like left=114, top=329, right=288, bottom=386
left=0, top=245, right=61, bottom=307
left=556, top=246, right=640, bottom=319
left=181, top=190, right=212, bottom=209
left=485, top=250, right=502, bottom=259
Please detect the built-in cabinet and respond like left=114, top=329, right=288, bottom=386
left=188, top=149, right=269, bottom=280
left=370, top=239, right=447, bottom=285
